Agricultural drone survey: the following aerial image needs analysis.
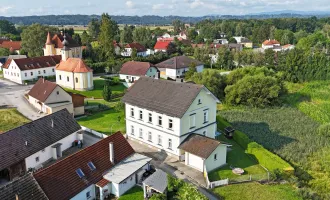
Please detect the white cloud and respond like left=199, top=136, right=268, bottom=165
left=0, top=6, right=13, bottom=14
left=190, top=0, right=204, bottom=9
left=125, top=1, right=135, bottom=9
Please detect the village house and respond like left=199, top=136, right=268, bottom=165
left=55, top=35, right=94, bottom=91
left=28, top=78, right=85, bottom=116
left=155, top=56, right=204, bottom=79
left=121, top=42, right=147, bottom=57
left=119, top=61, right=159, bottom=86
left=262, top=39, right=281, bottom=50
left=2, top=55, right=61, bottom=84
left=154, top=41, right=171, bottom=53
left=234, top=36, right=253, bottom=48
left=34, top=132, right=152, bottom=200
left=0, top=173, right=48, bottom=200
left=282, top=44, right=295, bottom=51
left=0, top=55, right=27, bottom=71
left=44, top=31, right=82, bottom=58
left=122, top=77, right=226, bottom=173
left=0, top=41, right=22, bottom=54
left=0, top=110, right=82, bottom=182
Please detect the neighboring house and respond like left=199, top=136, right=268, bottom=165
left=55, top=36, right=94, bottom=91
left=121, top=42, right=147, bottom=57
left=143, top=169, right=168, bottom=198
left=162, top=33, right=171, bottom=38
left=234, top=36, right=253, bottom=48
left=44, top=32, right=82, bottom=58
left=213, top=39, right=228, bottom=44
left=178, top=31, right=188, bottom=40
left=154, top=41, right=171, bottom=53
left=34, top=132, right=152, bottom=200
left=0, top=173, right=48, bottom=200
left=178, top=134, right=227, bottom=173
left=119, top=61, right=159, bottom=86
left=0, top=41, right=22, bottom=54
left=155, top=56, right=204, bottom=79
left=0, top=55, right=27, bottom=71
left=0, top=109, right=82, bottom=181
left=226, top=43, right=243, bottom=52
left=114, top=41, right=121, bottom=55
left=2, top=55, right=61, bottom=84
left=282, top=44, right=295, bottom=51
left=27, top=78, right=85, bottom=116
left=122, top=77, right=221, bottom=163
left=262, top=39, right=280, bottom=49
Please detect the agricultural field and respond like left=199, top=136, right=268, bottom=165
left=284, top=80, right=330, bottom=124
left=0, top=108, right=30, bottom=132
left=213, top=182, right=302, bottom=200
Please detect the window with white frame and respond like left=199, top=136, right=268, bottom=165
left=203, top=110, right=209, bottom=123
left=189, top=114, right=196, bottom=128
left=130, top=108, right=134, bottom=117
left=158, top=135, right=162, bottom=146
left=203, top=130, right=207, bottom=136
left=59, top=75, right=61, bottom=80
left=43, top=70, right=46, bottom=74
left=30, top=72, right=33, bottom=76
left=148, top=113, right=152, bottom=123
left=214, top=153, right=217, bottom=161
left=24, top=73, right=27, bottom=77
left=158, top=116, right=162, bottom=126
left=38, top=71, right=41, bottom=74
left=131, top=125, right=134, bottom=135
left=86, top=191, right=91, bottom=199
left=52, top=68, right=55, bottom=72
left=169, top=119, right=173, bottom=129
left=75, top=77, right=78, bottom=83
left=139, top=110, right=143, bottom=120
left=168, top=139, right=172, bottom=150
left=67, top=76, right=69, bottom=82
left=35, top=157, right=39, bottom=162
left=139, top=128, right=143, bottom=138
left=148, top=132, right=152, bottom=142
left=198, top=99, right=202, bottom=105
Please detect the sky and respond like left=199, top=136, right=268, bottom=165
left=0, top=0, right=330, bottom=17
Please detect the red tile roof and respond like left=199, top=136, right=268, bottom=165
left=0, top=41, right=21, bottom=51
left=2, top=55, right=61, bottom=71
left=96, top=178, right=110, bottom=187
left=48, top=33, right=80, bottom=48
left=154, top=41, right=171, bottom=50
left=0, top=38, right=10, bottom=44
left=125, top=42, right=146, bottom=52
left=120, top=61, right=157, bottom=76
left=28, top=78, right=58, bottom=102
left=56, top=58, right=93, bottom=73
left=34, top=132, right=135, bottom=200
left=262, top=39, right=280, bottom=45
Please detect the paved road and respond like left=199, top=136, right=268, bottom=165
left=0, top=79, right=45, bottom=120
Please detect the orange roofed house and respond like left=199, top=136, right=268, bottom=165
left=55, top=35, right=94, bottom=91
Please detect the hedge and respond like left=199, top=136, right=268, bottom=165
left=216, top=116, right=294, bottom=173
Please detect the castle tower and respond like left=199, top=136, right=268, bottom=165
left=61, top=35, right=72, bottom=61
left=44, top=32, right=55, bottom=56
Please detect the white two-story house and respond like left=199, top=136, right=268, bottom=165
left=122, top=77, right=227, bottom=173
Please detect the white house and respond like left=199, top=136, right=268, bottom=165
left=121, top=42, right=147, bottom=57
left=122, top=77, right=225, bottom=173
left=0, top=109, right=82, bottom=182
left=119, top=61, right=159, bottom=86
left=155, top=56, right=204, bottom=79
left=262, top=39, right=281, bottom=49
left=154, top=41, right=171, bottom=53
left=34, top=132, right=152, bottom=200
left=2, top=55, right=61, bottom=84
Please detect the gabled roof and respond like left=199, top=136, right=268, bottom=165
left=48, top=33, right=80, bottom=48
left=56, top=58, right=93, bottom=73
left=142, top=169, right=168, bottom=193
left=120, top=61, right=157, bottom=76
left=263, top=39, right=280, bottom=45
left=156, top=56, right=203, bottom=69
left=0, top=41, right=21, bottom=51
left=0, top=173, right=48, bottom=200
left=28, top=78, right=59, bottom=102
left=0, top=109, right=81, bottom=171
left=2, top=55, right=61, bottom=71
left=154, top=41, right=171, bottom=50
left=178, top=134, right=222, bottom=159
left=34, top=132, right=135, bottom=200
left=125, top=42, right=146, bottom=52
left=241, top=38, right=252, bottom=43
left=122, top=77, right=204, bottom=118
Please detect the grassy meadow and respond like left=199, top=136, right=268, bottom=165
left=0, top=108, right=30, bottom=132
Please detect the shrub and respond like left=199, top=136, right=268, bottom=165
left=149, top=194, right=166, bottom=200
left=317, top=124, right=330, bottom=137
left=102, top=80, right=112, bottom=101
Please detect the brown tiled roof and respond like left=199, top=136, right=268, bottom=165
left=0, top=173, right=48, bottom=200
left=49, top=33, right=80, bottom=48
left=0, top=38, right=10, bottom=44
left=263, top=39, right=280, bottom=45
left=0, top=41, right=21, bottom=51
left=34, top=132, right=134, bottom=200
left=120, top=61, right=156, bottom=76
left=2, top=58, right=12, bottom=69
left=154, top=41, right=171, bottom=50
left=96, top=178, right=110, bottom=187
left=0, top=109, right=81, bottom=171
left=2, top=55, right=61, bottom=71
left=178, top=134, right=221, bottom=159
left=125, top=42, right=146, bottom=52
left=122, top=77, right=203, bottom=118
left=28, top=78, right=58, bottom=102
left=56, top=58, right=93, bottom=73
left=156, top=56, right=203, bottom=69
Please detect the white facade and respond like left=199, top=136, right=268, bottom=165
left=70, top=184, right=96, bottom=200
left=160, top=65, right=204, bottom=79
left=25, top=131, right=79, bottom=170
left=119, top=66, right=159, bottom=85
left=126, top=88, right=218, bottom=158
left=56, top=70, right=93, bottom=91
left=3, top=60, right=56, bottom=84
left=121, top=48, right=147, bottom=57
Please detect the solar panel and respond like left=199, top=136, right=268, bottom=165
left=76, top=168, right=85, bottom=178
left=87, top=161, right=96, bottom=171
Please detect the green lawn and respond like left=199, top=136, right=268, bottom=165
left=0, top=108, right=30, bottom=132
left=65, top=79, right=127, bottom=99
left=208, top=134, right=266, bottom=181
left=213, top=182, right=302, bottom=200
left=78, top=100, right=125, bottom=135
left=118, top=186, right=144, bottom=200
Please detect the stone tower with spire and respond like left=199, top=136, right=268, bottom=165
left=61, top=35, right=72, bottom=61
left=44, top=32, right=55, bottom=56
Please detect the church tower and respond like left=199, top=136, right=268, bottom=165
left=61, top=35, right=72, bottom=61
left=44, top=32, right=55, bottom=56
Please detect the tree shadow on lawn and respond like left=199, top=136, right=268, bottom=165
left=282, top=91, right=311, bottom=106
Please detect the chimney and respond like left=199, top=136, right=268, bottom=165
left=15, top=194, right=19, bottom=200
left=109, top=142, right=114, bottom=163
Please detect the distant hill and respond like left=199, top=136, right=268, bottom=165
left=0, top=12, right=329, bottom=26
